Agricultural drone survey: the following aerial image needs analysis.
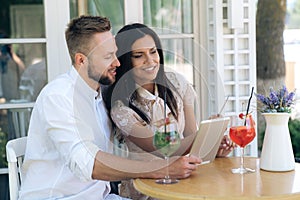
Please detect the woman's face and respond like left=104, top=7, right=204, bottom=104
left=131, top=34, right=160, bottom=86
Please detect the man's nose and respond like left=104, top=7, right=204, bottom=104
left=113, top=56, right=120, bottom=67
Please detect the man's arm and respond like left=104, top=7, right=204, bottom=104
left=92, top=151, right=201, bottom=181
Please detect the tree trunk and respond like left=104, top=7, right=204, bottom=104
left=256, top=0, right=286, bottom=80
left=256, top=0, right=287, bottom=151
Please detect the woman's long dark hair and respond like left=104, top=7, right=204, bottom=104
left=104, top=23, right=178, bottom=124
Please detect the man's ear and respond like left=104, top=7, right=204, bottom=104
left=74, top=53, right=86, bottom=66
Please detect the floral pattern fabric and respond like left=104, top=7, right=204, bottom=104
left=110, top=71, right=196, bottom=199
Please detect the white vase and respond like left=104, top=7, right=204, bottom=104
left=260, top=113, right=295, bottom=171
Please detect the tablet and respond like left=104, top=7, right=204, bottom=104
left=189, top=117, right=230, bottom=163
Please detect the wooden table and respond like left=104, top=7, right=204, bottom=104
left=133, top=157, right=300, bottom=200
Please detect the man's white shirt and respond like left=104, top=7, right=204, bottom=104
left=19, top=67, right=113, bottom=200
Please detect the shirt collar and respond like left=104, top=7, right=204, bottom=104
left=136, top=84, right=158, bottom=100
left=69, top=66, right=99, bottom=100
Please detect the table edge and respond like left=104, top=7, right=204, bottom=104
left=133, top=158, right=300, bottom=200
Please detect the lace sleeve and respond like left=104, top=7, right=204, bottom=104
left=184, top=83, right=197, bottom=106
left=166, top=71, right=197, bottom=106
left=111, top=100, right=147, bottom=136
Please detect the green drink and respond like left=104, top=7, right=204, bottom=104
left=153, top=131, right=180, bottom=157
left=152, top=120, right=180, bottom=184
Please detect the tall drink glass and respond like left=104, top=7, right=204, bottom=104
left=153, top=119, right=180, bottom=184
left=229, top=114, right=256, bottom=174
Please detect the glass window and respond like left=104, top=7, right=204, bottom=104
left=0, top=0, right=47, bottom=103
left=0, top=2, right=46, bottom=171
left=1, top=3, right=45, bottom=38
left=143, top=0, right=193, bottom=34
left=69, top=0, right=125, bottom=35
left=0, top=43, right=47, bottom=102
left=143, top=0, right=194, bottom=84
left=161, top=38, right=194, bottom=83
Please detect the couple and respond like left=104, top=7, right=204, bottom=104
left=19, top=15, right=233, bottom=200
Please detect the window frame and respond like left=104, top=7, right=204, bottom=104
left=0, top=0, right=258, bottom=174
left=0, top=0, right=70, bottom=174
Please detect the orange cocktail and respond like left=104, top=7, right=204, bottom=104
left=229, top=126, right=256, bottom=148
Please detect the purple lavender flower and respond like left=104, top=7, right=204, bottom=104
left=285, top=91, right=295, bottom=107
left=269, top=89, right=279, bottom=106
left=256, top=93, right=269, bottom=106
left=255, top=85, right=296, bottom=113
left=278, top=85, right=288, bottom=99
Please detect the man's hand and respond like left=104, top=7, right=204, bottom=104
left=167, top=155, right=202, bottom=179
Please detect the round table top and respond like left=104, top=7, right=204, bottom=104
left=133, top=157, right=300, bottom=200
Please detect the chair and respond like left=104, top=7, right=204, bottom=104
left=6, top=137, right=27, bottom=200
left=9, top=99, right=32, bottom=138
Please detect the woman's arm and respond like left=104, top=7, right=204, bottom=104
left=111, top=101, right=196, bottom=157
left=125, top=116, right=196, bottom=157
left=179, top=104, right=198, bottom=155
left=180, top=77, right=198, bottom=155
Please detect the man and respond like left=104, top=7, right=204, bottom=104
left=19, top=16, right=201, bottom=200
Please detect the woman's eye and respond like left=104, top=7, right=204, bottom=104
left=132, top=54, right=142, bottom=58
left=151, top=49, right=157, bottom=54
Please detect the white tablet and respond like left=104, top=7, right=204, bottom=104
left=189, top=117, right=230, bottom=163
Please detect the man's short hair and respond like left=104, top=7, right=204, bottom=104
left=65, top=15, right=111, bottom=64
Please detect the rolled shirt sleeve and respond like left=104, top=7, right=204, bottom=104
left=69, top=141, right=99, bottom=181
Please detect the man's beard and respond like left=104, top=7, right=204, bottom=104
left=99, top=75, right=113, bottom=85
left=88, top=63, right=114, bottom=85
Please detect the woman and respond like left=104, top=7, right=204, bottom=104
left=105, top=23, right=233, bottom=199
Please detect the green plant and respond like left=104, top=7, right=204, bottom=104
left=288, top=119, right=300, bottom=158
left=0, top=128, right=7, bottom=168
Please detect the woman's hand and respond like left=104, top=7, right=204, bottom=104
left=208, top=114, right=235, bottom=157
left=216, top=135, right=235, bottom=157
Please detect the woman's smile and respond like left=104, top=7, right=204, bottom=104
left=142, top=65, right=157, bottom=72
